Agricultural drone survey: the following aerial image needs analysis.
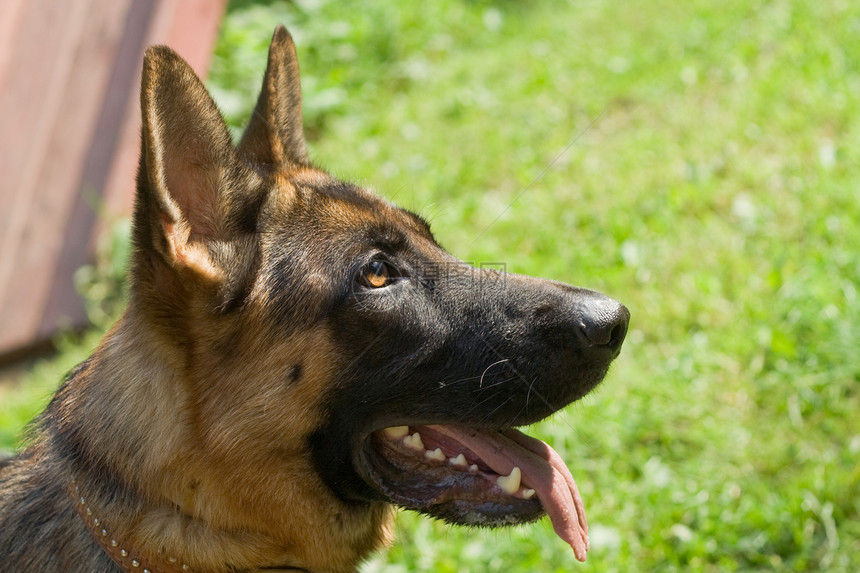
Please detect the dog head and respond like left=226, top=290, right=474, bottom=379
left=131, top=25, right=628, bottom=571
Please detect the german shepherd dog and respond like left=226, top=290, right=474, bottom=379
left=0, top=26, right=628, bottom=572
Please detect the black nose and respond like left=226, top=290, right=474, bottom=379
left=579, top=296, right=629, bottom=352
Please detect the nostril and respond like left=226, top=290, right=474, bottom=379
left=606, top=319, right=627, bottom=350
left=580, top=301, right=629, bottom=350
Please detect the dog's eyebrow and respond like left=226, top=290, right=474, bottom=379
left=401, top=210, right=433, bottom=238
left=364, top=226, right=412, bottom=253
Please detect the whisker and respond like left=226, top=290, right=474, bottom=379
left=479, top=359, right=510, bottom=388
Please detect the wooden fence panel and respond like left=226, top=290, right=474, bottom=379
left=0, top=0, right=227, bottom=360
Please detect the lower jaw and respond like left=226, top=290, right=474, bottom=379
left=356, top=426, right=544, bottom=526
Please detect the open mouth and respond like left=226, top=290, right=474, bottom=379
left=358, top=424, right=590, bottom=561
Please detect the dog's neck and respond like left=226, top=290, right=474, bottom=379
left=70, top=476, right=314, bottom=573
left=58, top=318, right=380, bottom=573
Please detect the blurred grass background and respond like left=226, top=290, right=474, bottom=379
left=2, top=0, right=859, bottom=571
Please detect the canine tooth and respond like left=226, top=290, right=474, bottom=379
left=468, top=464, right=479, bottom=473
left=383, top=426, right=410, bottom=439
left=449, top=454, right=468, bottom=467
left=403, top=432, right=424, bottom=451
left=497, top=466, right=521, bottom=494
left=522, top=488, right=536, bottom=499
left=425, top=448, right=446, bottom=461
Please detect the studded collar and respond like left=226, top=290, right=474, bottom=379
left=70, top=476, right=193, bottom=573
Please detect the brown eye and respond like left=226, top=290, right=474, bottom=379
left=360, top=260, right=391, bottom=288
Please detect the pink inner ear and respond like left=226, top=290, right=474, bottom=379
left=162, top=143, right=221, bottom=238
left=159, top=212, right=223, bottom=282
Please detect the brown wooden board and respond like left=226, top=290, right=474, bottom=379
left=0, top=0, right=227, bottom=360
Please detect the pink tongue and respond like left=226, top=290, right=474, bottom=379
left=428, top=425, right=589, bottom=562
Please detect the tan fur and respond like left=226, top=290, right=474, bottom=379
left=57, top=309, right=393, bottom=571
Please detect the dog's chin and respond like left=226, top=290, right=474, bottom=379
left=355, top=425, right=555, bottom=527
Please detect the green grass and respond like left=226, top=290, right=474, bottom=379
left=3, top=0, right=860, bottom=570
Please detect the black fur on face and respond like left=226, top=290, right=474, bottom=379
left=289, top=184, right=629, bottom=508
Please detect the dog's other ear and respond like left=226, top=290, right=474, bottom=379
left=138, top=45, right=246, bottom=283
left=237, top=25, right=308, bottom=169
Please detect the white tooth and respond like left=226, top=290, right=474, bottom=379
left=425, top=448, right=446, bottom=461
left=403, top=432, right=424, bottom=451
left=468, top=464, right=479, bottom=473
left=383, top=426, right=409, bottom=439
left=449, top=454, right=468, bottom=467
left=522, top=488, right=536, bottom=499
left=497, top=466, right=521, bottom=494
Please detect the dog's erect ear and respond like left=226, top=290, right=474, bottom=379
left=139, top=45, right=246, bottom=283
left=237, top=25, right=309, bottom=169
